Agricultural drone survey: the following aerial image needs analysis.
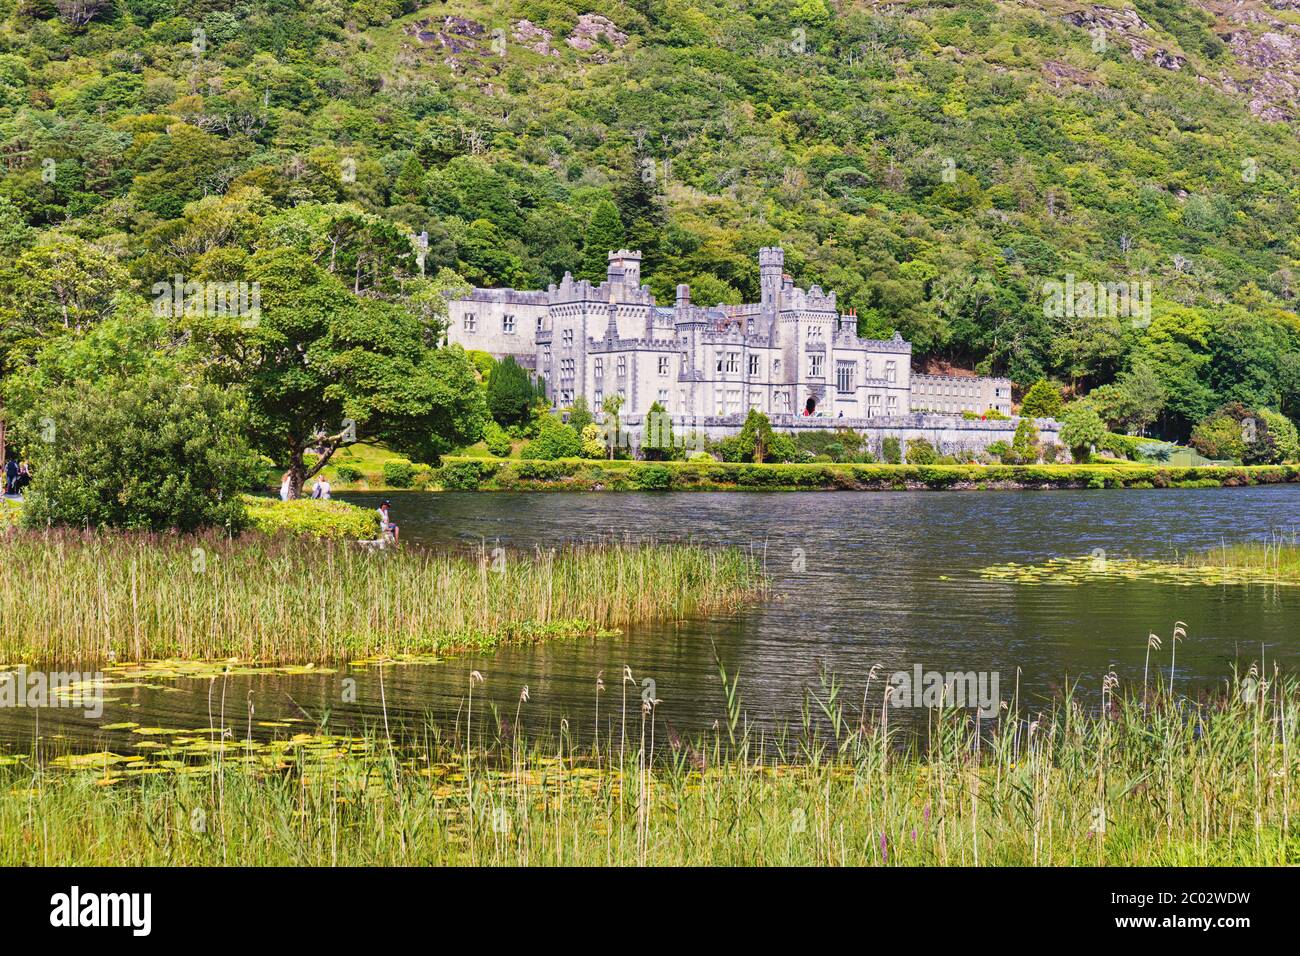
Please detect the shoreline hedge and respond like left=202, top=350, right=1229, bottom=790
left=431, top=458, right=1300, bottom=492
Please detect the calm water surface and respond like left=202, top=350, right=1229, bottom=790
left=4, top=487, right=1298, bottom=752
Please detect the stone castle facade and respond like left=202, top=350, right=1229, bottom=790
left=447, top=247, right=1014, bottom=432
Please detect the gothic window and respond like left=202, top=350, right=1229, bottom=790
left=748, top=354, right=760, bottom=377
left=617, top=356, right=627, bottom=377
left=503, top=314, right=515, bottom=334
left=725, top=352, right=740, bottom=374
left=463, top=313, right=476, bottom=332
left=809, top=354, right=824, bottom=378
left=885, top=360, right=896, bottom=383
left=836, top=362, right=855, bottom=394
left=658, top=356, right=670, bottom=376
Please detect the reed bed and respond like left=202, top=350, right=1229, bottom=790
left=1180, top=534, right=1300, bottom=581
left=2, top=665, right=1296, bottom=866
left=0, top=529, right=765, bottom=663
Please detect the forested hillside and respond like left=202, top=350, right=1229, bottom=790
left=1, top=0, right=1298, bottom=444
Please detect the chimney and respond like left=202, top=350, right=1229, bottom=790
left=676, top=283, right=690, bottom=308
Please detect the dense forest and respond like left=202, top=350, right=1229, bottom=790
left=1, top=0, right=1298, bottom=451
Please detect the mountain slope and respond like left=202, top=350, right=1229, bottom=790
left=0, top=0, right=1297, bottom=438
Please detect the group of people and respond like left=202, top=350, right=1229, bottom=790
left=3, top=459, right=31, bottom=497
left=276, top=469, right=399, bottom=542
left=278, top=471, right=334, bottom=502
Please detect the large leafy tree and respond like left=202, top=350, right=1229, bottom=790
left=0, top=236, right=133, bottom=469
left=15, top=370, right=258, bottom=533
left=186, top=247, right=487, bottom=497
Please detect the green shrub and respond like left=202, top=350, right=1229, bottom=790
left=905, top=437, right=937, bottom=464
left=630, top=464, right=672, bottom=490
left=383, top=459, right=416, bottom=488
left=524, top=414, right=582, bottom=460
left=882, top=436, right=902, bottom=464
left=439, top=460, right=490, bottom=490
left=243, top=496, right=380, bottom=539
left=1020, top=379, right=1064, bottom=418
left=14, top=373, right=257, bottom=533
left=1010, top=419, right=1041, bottom=463
left=484, top=421, right=514, bottom=458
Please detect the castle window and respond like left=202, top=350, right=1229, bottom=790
left=562, top=328, right=574, bottom=347
left=725, top=352, right=740, bottom=374
left=773, top=358, right=781, bottom=376
left=503, top=314, right=515, bottom=334
left=463, top=313, right=476, bottom=333
left=658, top=356, right=670, bottom=376
left=617, top=356, right=627, bottom=377
left=594, top=358, right=603, bottom=380
left=748, top=354, right=760, bottom=377
left=809, top=354, right=824, bottom=378
left=887, top=395, right=898, bottom=413
left=836, top=362, right=855, bottom=394
left=885, top=361, right=896, bottom=383
left=868, top=394, right=882, bottom=414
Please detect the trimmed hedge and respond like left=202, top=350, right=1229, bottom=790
left=431, top=458, right=1300, bottom=492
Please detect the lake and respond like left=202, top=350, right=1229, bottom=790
left=3, top=486, right=1298, bottom=752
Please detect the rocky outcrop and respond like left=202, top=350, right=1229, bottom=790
left=565, top=14, right=629, bottom=62
left=406, top=16, right=492, bottom=71
left=512, top=19, right=560, bottom=57
left=1061, top=7, right=1186, bottom=70
left=1047, top=2, right=1300, bottom=122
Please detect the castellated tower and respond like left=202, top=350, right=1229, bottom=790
left=607, top=250, right=642, bottom=290
left=759, top=247, right=784, bottom=318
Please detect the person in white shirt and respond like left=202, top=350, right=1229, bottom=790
left=311, top=477, right=332, bottom=500
left=377, top=500, right=399, bottom=542
left=279, top=471, right=292, bottom=502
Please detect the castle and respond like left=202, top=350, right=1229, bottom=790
left=447, top=247, right=1025, bottom=448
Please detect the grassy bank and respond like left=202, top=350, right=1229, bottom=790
left=432, top=457, right=1300, bottom=492
left=3, top=496, right=382, bottom=540
left=2, top=668, right=1295, bottom=865
left=0, top=531, right=765, bottom=663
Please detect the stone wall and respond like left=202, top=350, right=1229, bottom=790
left=613, top=412, right=1063, bottom=458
